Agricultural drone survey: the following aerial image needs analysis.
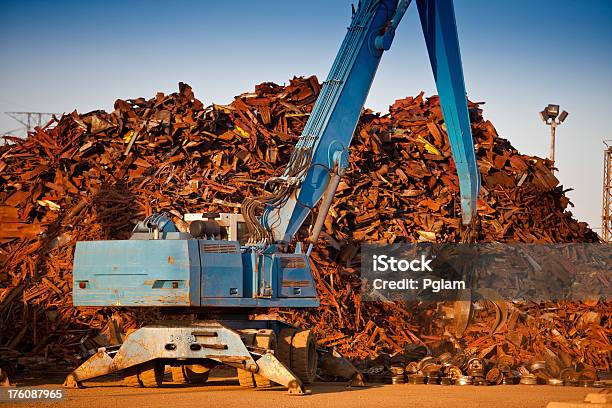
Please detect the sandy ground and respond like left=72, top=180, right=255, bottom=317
left=3, top=371, right=602, bottom=408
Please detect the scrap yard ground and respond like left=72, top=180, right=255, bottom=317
left=12, top=373, right=600, bottom=408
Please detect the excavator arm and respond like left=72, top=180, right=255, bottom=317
left=244, top=0, right=480, bottom=246
left=417, top=0, right=480, bottom=224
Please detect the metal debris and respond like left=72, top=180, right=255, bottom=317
left=0, top=77, right=608, bottom=381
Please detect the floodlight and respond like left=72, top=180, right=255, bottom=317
left=540, top=103, right=568, bottom=168
left=546, top=104, right=560, bottom=119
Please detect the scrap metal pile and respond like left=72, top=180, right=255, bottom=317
left=0, top=77, right=609, bottom=379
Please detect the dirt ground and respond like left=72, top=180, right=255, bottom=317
left=4, top=370, right=604, bottom=408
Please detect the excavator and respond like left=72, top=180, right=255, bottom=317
left=64, top=0, right=480, bottom=394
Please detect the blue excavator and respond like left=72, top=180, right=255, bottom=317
left=64, top=0, right=480, bottom=394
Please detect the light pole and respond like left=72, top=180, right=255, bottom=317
left=539, top=104, right=568, bottom=168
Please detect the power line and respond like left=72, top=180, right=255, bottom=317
left=2, top=111, right=58, bottom=137
left=6, top=111, right=57, bottom=130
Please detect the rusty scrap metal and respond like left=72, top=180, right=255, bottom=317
left=0, top=76, right=609, bottom=380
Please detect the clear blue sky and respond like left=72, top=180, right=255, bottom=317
left=1, top=0, right=611, bottom=231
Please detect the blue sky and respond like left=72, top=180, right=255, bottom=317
left=1, top=0, right=611, bottom=231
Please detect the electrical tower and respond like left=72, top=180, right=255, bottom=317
left=3, top=112, right=57, bottom=137
left=603, top=141, right=612, bottom=242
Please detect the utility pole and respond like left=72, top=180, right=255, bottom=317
left=539, top=104, right=568, bottom=169
left=602, top=141, right=612, bottom=242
